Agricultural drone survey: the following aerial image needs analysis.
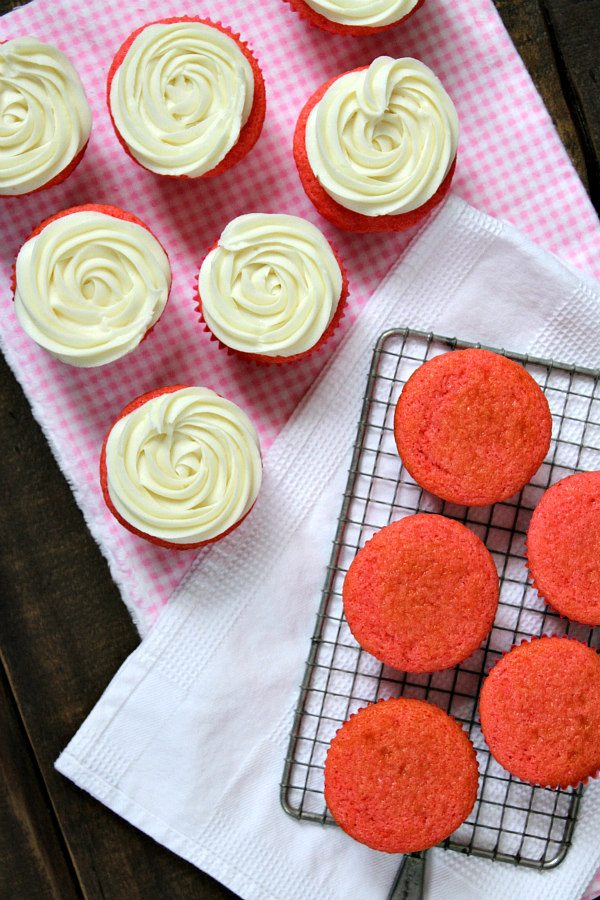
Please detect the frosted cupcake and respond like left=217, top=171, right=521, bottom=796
left=197, top=213, right=347, bottom=364
left=100, top=385, right=262, bottom=549
left=107, top=17, right=266, bottom=179
left=0, top=37, right=91, bottom=196
left=284, top=0, right=425, bottom=35
left=294, top=57, right=458, bottom=233
left=13, top=205, right=171, bottom=367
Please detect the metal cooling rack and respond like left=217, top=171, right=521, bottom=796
left=281, top=327, right=600, bottom=870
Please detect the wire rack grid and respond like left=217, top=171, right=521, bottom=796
left=281, top=327, right=600, bottom=870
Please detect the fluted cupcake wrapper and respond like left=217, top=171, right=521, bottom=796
left=193, top=238, right=350, bottom=365
left=11, top=203, right=170, bottom=347
left=294, top=66, right=456, bottom=233
left=281, top=0, right=426, bottom=36
left=106, top=17, right=266, bottom=180
left=99, top=385, right=258, bottom=550
left=479, top=635, right=600, bottom=789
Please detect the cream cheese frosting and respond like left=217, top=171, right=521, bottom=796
left=305, top=56, right=459, bottom=217
left=302, top=0, right=419, bottom=27
left=14, top=210, right=171, bottom=367
left=199, top=213, right=343, bottom=357
left=109, top=21, right=255, bottom=177
left=0, top=37, right=92, bottom=196
left=105, top=386, right=262, bottom=544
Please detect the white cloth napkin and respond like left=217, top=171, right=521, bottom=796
left=56, top=196, right=600, bottom=900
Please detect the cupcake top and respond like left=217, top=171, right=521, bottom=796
left=109, top=20, right=255, bottom=177
left=301, top=0, right=419, bottom=27
left=479, top=637, right=600, bottom=788
left=103, top=386, right=262, bottom=546
left=527, top=471, right=600, bottom=626
left=305, top=56, right=458, bottom=217
left=14, top=207, right=171, bottom=367
left=198, top=213, right=344, bottom=358
left=343, top=514, right=498, bottom=672
left=394, top=348, right=552, bottom=506
left=324, top=698, right=479, bottom=853
left=0, top=37, right=92, bottom=196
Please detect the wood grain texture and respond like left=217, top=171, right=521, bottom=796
left=0, top=0, right=598, bottom=898
left=0, top=354, right=237, bottom=898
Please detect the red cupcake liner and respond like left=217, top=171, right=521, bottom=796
left=283, top=0, right=425, bottom=36
left=0, top=38, right=90, bottom=199
left=294, top=66, right=456, bottom=233
left=100, top=385, right=259, bottom=550
left=11, top=203, right=171, bottom=345
left=194, top=237, right=349, bottom=365
left=106, top=17, right=266, bottom=180
left=479, top=635, right=600, bottom=789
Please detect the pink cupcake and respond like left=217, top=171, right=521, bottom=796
left=283, top=0, right=425, bottom=36
left=0, top=37, right=91, bottom=196
left=107, top=17, right=266, bottom=179
left=101, top=386, right=262, bottom=549
left=196, top=213, right=348, bottom=364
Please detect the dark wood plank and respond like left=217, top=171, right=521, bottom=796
left=0, top=664, right=81, bottom=900
left=0, top=1, right=598, bottom=899
left=494, top=0, right=590, bottom=192
left=0, top=354, right=238, bottom=900
left=541, top=0, right=600, bottom=209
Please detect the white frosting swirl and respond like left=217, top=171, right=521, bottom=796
left=305, top=57, right=459, bottom=217
left=0, top=37, right=92, bottom=195
left=199, top=214, right=343, bottom=357
left=109, top=21, right=255, bottom=177
left=14, top=210, right=171, bottom=367
left=302, top=0, right=419, bottom=27
left=105, top=387, right=262, bottom=544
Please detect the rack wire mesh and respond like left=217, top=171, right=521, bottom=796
left=281, top=327, right=600, bottom=869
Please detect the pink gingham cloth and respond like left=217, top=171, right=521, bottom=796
left=0, top=0, right=599, bottom=896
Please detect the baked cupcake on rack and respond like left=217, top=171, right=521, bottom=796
left=294, top=56, right=458, bottom=233
left=325, top=698, right=479, bottom=852
left=343, top=514, right=498, bottom=673
left=100, top=385, right=262, bottom=549
left=283, top=0, right=425, bottom=35
left=479, top=637, right=600, bottom=788
left=0, top=37, right=91, bottom=196
left=107, top=17, right=266, bottom=179
left=527, top=471, right=600, bottom=626
left=394, top=349, right=552, bottom=506
left=197, top=213, right=348, bottom=364
left=13, top=204, right=171, bottom=367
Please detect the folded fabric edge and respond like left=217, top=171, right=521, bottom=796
left=55, top=750, right=290, bottom=900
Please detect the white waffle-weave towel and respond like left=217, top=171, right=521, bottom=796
left=57, top=196, right=600, bottom=900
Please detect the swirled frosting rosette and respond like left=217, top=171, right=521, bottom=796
left=197, top=213, right=348, bottom=363
left=294, top=57, right=459, bottom=233
left=100, top=386, right=263, bottom=548
left=107, top=17, right=266, bottom=178
left=283, top=0, right=424, bottom=34
left=13, top=205, right=171, bottom=367
left=0, top=37, right=91, bottom=196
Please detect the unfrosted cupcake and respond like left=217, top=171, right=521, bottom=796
left=325, top=698, right=479, bottom=853
left=479, top=637, right=600, bottom=788
left=394, top=349, right=552, bottom=506
left=107, top=17, right=266, bottom=179
left=283, top=0, right=425, bottom=35
left=343, top=515, right=498, bottom=673
left=294, top=57, right=458, bottom=233
left=0, top=37, right=91, bottom=196
left=100, top=385, right=262, bottom=549
left=197, top=213, right=347, bottom=364
left=527, top=471, right=600, bottom=626
left=13, top=205, right=171, bottom=367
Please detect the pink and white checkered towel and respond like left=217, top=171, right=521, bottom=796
left=0, top=0, right=599, bottom=634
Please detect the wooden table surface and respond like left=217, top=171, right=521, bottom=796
left=1, top=3, right=599, bottom=899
